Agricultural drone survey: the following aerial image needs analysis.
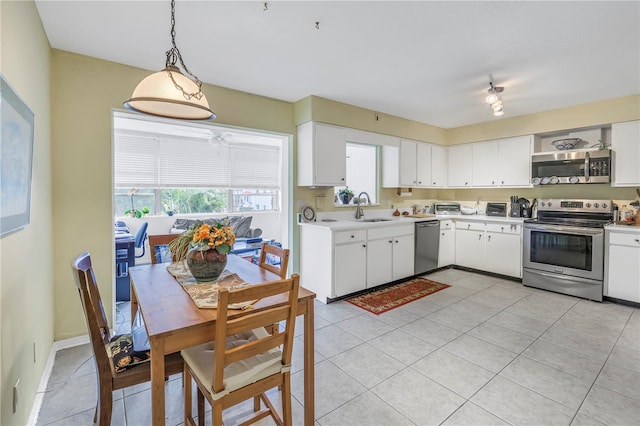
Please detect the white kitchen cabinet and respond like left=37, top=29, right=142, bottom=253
left=611, top=120, right=640, bottom=187
left=431, top=144, right=448, bottom=187
left=485, top=223, right=522, bottom=278
left=438, top=220, right=456, bottom=267
left=455, top=220, right=522, bottom=278
left=366, top=224, right=414, bottom=287
left=605, top=229, right=640, bottom=303
left=472, top=141, right=499, bottom=186
left=386, top=140, right=444, bottom=188
left=297, top=122, right=346, bottom=186
left=455, top=221, right=485, bottom=270
left=335, top=231, right=368, bottom=297
left=447, top=144, right=473, bottom=187
left=497, top=135, right=533, bottom=187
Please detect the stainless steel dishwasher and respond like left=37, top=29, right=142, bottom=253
left=415, top=221, right=440, bottom=275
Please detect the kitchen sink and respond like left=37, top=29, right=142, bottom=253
left=359, top=218, right=393, bottom=222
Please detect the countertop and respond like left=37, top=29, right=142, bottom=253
left=299, top=213, right=525, bottom=231
left=605, top=223, right=640, bottom=234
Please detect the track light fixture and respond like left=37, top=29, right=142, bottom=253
left=484, top=80, right=505, bottom=117
left=124, top=0, right=215, bottom=120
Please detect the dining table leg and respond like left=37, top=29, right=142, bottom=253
left=129, top=278, right=138, bottom=328
left=150, top=337, right=166, bottom=425
left=303, top=298, right=315, bottom=426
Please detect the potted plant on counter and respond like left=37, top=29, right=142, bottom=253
left=337, top=187, right=354, bottom=205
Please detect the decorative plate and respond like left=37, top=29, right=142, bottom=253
left=302, top=206, right=316, bottom=222
left=552, top=138, right=583, bottom=150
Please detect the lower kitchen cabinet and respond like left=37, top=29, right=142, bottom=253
left=438, top=220, right=455, bottom=267
left=605, top=229, right=640, bottom=303
left=455, top=221, right=486, bottom=270
left=367, top=225, right=414, bottom=287
left=335, top=234, right=367, bottom=297
left=455, top=220, right=522, bottom=278
left=485, top=223, right=522, bottom=278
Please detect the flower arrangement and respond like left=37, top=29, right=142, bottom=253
left=337, top=187, right=354, bottom=198
left=124, top=188, right=150, bottom=218
left=168, top=221, right=235, bottom=261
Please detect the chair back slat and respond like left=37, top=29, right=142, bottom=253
left=258, top=243, right=290, bottom=279
left=212, top=274, right=299, bottom=393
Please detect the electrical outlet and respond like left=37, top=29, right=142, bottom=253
left=297, top=199, right=307, bottom=208
left=13, top=379, right=20, bottom=413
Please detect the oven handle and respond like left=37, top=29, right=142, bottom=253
left=524, top=223, right=604, bottom=236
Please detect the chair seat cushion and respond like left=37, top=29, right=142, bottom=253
left=107, top=334, right=150, bottom=373
left=181, top=328, right=285, bottom=400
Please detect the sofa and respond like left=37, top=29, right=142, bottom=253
left=170, top=215, right=262, bottom=239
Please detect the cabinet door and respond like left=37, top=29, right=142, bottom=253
left=447, top=144, right=473, bottom=187
left=431, top=144, right=447, bottom=187
left=314, top=124, right=346, bottom=186
left=498, top=136, right=533, bottom=187
left=399, top=140, right=417, bottom=187
left=485, top=232, right=522, bottom=278
left=612, top=121, right=640, bottom=187
left=455, top=228, right=485, bottom=270
left=438, top=228, right=456, bottom=267
left=366, top=238, right=393, bottom=287
left=393, top=234, right=415, bottom=280
left=607, top=244, right=640, bottom=303
left=382, top=145, right=400, bottom=188
left=416, top=143, right=432, bottom=187
left=335, top=242, right=367, bottom=297
left=472, top=141, right=498, bottom=186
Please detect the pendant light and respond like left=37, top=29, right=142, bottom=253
left=124, top=0, right=215, bottom=120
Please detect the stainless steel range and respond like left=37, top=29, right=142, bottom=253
left=523, top=199, right=613, bottom=301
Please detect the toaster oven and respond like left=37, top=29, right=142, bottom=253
left=486, top=202, right=507, bottom=217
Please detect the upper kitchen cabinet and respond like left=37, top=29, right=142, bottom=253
left=472, top=141, right=498, bottom=186
left=611, top=120, right=640, bottom=187
left=447, top=144, right=473, bottom=187
left=383, top=140, right=446, bottom=188
left=496, top=135, right=533, bottom=187
left=297, top=122, right=346, bottom=186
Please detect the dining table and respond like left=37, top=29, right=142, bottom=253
left=129, top=255, right=316, bottom=425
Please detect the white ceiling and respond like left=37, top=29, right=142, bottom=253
left=35, top=1, right=639, bottom=129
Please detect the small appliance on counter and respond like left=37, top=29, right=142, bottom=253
left=509, top=196, right=531, bottom=218
left=434, top=202, right=461, bottom=216
left=486, top=202, right=507, bottom=217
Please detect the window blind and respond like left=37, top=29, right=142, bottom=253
left=114, top=132, right=280, bottom=189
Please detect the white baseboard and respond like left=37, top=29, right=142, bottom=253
left=27, top=334, right=89, bottom=426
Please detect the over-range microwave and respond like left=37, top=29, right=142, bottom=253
left=531, top=149, right=610, bottom=185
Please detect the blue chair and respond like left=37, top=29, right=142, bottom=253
left=134, top=222, right=148, bottom=259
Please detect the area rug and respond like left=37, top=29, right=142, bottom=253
left=346, top=278, right=450, bottom=315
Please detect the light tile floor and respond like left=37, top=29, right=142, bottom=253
left=36, top=268, right=640, bottom=425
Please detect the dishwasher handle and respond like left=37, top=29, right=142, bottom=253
left=416, top=221, right=439, bottom=228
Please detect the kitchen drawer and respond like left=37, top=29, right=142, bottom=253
left=456, top=221, right=485, bottom=231
left=486, top=223, right=521, bottom=234
left=440, top=220, right=454, bottom=230
left=335, top=229, right=367, bottom=244
left=609, top=231, right=640, bottom=247
left=368, top=224, right=414, bottom=240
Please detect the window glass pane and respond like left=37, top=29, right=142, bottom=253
left=231, top=189, right=279, bottom=212
left=335, top=143, right=378, bottom=205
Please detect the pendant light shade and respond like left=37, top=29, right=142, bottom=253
left=123, top=0, right=215, bottom=120
left=125, top=66, right=215, bottom=120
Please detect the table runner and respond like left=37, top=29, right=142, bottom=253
left=166, top=261, right=256, bottom=309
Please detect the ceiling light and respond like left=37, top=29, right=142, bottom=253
left=484, top=79, right=505, bottom=117
left=123, top=0, right=215, bottom=120
left=494, top=109, right=504, bottom=117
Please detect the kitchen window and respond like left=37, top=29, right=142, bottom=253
left=334, top=142, right=379, bottom=205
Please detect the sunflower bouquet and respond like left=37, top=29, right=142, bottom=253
left=168, top=221, right=235, bottom=261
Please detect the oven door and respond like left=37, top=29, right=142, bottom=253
left=523, top=223, right=604, bottom=281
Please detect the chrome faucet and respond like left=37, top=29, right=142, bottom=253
left=355, top=192, right=371, bottom=219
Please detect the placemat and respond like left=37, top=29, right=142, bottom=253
left=166, top=261, right=256, bottom=309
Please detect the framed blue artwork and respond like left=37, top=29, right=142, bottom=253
left=1, top=75, right=35, bottom=236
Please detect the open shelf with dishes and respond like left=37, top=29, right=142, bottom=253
left=533, top=125, right=611, bottom=154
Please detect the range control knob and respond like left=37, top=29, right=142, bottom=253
left=586, top=203, right=592, bottom=208
left=594, top=203, right=600, bottom=208
left=603, top=203, right=608, bottom=208
left=547, top=201, right=552, bottom=207
left=540, top=201, right=546, bottom=207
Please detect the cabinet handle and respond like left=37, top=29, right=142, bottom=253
left=418, top=181, right=422, bottom=184
left=501, top=180, right=504, bottom=184
left=350, top=235, right=355, bottom=238
left=467, top=224, right=471, bottom=229
left=465, top=182, right=468, bottom=186
left=433, top=182, right=436, bottom=185
left=395, top=240, right=399, bottom=243
left=501, top=226, right=504, bottom=231
left=478, top=234, right=482, bottom=240
left=488, top=235, right=491, bottom=241
left=362, top=244, right=366, bottom=248
left=635, top=239, right=640, bottom=243
left=388, top=240, right=393, bottom=243
left=492, top=181, right=495, bottom=185
left=442, top=232, right=445, bottom=236
left=341, top=177, right=345, bottom=181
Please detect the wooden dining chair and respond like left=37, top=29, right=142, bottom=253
left=71, top=252, right=183, bottom=426
left=149, top=233, right=179, bottom=264
left=258, top=243, right=290, bottom=279
left=181, top=274, right=300, bottom=426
